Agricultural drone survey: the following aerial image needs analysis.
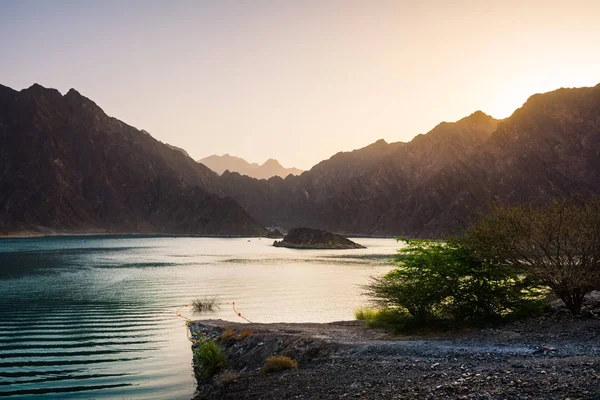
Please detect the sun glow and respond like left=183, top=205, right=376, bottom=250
left=483, top=72, right=600, bottom=120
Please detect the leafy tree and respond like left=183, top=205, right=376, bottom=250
left=367, top=239, right=543, bottom=324
left=466, top=197, right=600, bottom=314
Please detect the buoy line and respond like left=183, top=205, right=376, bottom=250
left=176, top=301, right=252, bottom=343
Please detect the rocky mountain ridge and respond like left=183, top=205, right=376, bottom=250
left=2, top=82, right=599, bottom=238
left=0, top=83, right=265, bottom=236
left=218, top=85, right=600, bottom=237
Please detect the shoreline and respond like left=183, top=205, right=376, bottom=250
left=189, top=315, right=600, bottom=399
left=0, top=232, right=399, bottom=240
left=0, top=232, right=276, bottom=240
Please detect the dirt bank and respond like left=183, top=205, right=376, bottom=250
left=189, top=314, right=600, bottom=399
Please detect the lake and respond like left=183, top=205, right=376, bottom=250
left=0, top=236, right=399, bottom=399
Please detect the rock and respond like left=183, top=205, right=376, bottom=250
left=533, top=346, right=558, bottom=355
left=583, top=291, right=600, bottom=309
left=273, top=227, right=366, bottom=249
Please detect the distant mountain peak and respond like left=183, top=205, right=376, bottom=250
left=65, top=88, right=82, bottom=97
left=456, top=110, right=497, bottom=126
left=468, top=110, right=492, bottom=119
left=262, top=158, right=282, bottom=166
left=198, top=154, right=302, bottom=179
left=62, top=87, right=105, bottom=116
left=23, top=83, right=62, bottom=100
left=28, top=83, right=45, bottom=90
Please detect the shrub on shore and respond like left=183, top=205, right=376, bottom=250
left=262, top=355, right=298, bottom=373
left=192, top=297, right=219, bottom=312
left=193, top=335, right=227, bottom=381
left=354, top=307, right=379, bottom=321
left=361, top=197, right=600, bottom=331
left=354, top=307, right=418, bottom=331
left=363, top=238, right=547, bottom=329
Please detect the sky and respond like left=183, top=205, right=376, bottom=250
left=1, top=1, right=599, bottom=170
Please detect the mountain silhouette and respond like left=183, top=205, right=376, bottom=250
left=0, top=84, right=265, bottom=236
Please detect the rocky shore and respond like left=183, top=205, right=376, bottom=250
left=189, top=314, right=600, bottom=399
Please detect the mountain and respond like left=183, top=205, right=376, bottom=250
left=219, top=110, right=499, bottom=235
left=402, top=84, right=600, bottom=236
left=199, top=154, right=303, bottom=179
left=4, top=82, right=598, bottom=238
left=219, top=84, right=600, bottom=237
left=0, top=83, right=266, bottom=236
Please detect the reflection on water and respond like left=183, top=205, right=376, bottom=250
left=0, top=236, right=399, bottom=399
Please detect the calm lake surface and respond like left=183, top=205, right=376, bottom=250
left=0, top=236, right=398, bottom=399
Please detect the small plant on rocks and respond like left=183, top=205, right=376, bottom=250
left=219, top=329, right=235, bottom=343
left=262, top=355, right=298, bottom=373
left=239, top=329, right=254, bottom=339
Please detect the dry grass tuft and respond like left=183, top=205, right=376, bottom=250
left=239, top=329, right=254, bottom=339
left=262, top=355, right=298, bottom=373
left=192, top=297, right=219, bottom=312
left=220, top=329, right=235, bottom=343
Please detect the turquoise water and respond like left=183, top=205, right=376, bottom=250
left=0, top=236, right=398, bottom=399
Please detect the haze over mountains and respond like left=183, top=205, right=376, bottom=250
left=1, top=82, right=599, bottom=237
left=199, top=154, right=302, bottom=179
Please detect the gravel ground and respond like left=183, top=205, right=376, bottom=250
left=189, top=311, right=600, bottom=400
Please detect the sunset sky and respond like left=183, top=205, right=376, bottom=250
left=1, top=0, right=599, bottom=170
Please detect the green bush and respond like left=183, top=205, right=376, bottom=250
left=193, top=335, right=228, bottom=381
left=354, top=307, right=416, bottom=331
left=365, top=239, right=545, bottom=327
left=354, top=307, right=380, bottom=321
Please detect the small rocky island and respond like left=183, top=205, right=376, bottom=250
left=265, top=227, right=285, bottom=239
left=273, top=227, right=365, bottom=249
